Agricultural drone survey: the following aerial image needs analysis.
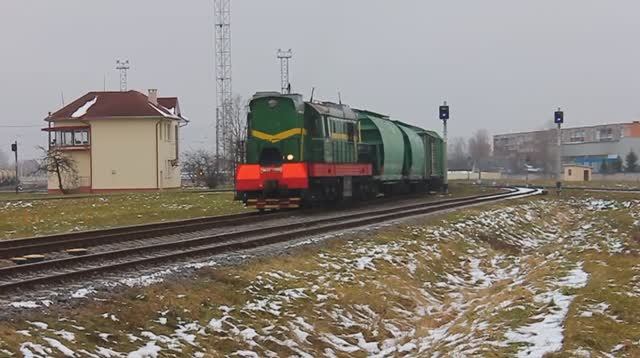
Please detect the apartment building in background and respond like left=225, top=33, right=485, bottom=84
left=494, top=121, right=640, bottom=173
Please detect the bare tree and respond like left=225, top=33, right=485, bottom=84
left=448, top=137, right=470, bottom=170
left=530, top=130, right=557, bottom=175
left=216, top=94, right=248, bottom=186
left=229, top=94, right=248, bottom=170
left=528, top=121, right=558, bottom=176
left=182, top=149, right=218, bottom=188
left=468, top=129, right=492, bottom=170
left=20, top=159, right=40, bottom=176
left=0, top=149, right=9, bottom=169
left=37, top=146, right=78, bottom=194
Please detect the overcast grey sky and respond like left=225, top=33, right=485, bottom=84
left=1, top=0, right=639, bottom=159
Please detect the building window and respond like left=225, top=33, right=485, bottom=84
left=569, top=130, right=585, bottom=143
left=75, top=130, right=89, bottom=145
left=50, top=129, right=90, bottom=147
left=599, top=128, right=613, bottom=141
left=568, top=169, right=572, bottom=176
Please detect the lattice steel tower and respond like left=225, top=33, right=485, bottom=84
left=277, top=49, right=292, bottom=94
left=116, top=59, right=130, bottom=92
left=214, top=0, right=232, bottom=166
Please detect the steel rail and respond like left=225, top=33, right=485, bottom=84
left=0, top=211, right=277, bottom=259
left=0, top=188, right=537, bottom=293
left=0, top=190, right=504, bottom=259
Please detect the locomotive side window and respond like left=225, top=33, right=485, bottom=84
left=329, top=118, right=335, bottom=137
left=324, top=116, right=358, bottom=141
left=347, top=122, right=355, bottom=141
left=321, top=116, right=327, bottom=138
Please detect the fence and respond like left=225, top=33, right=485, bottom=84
left=591, top=173, right=640, bottom=182
left=448, top=171, right=502, bottom=181
left=0, top=169, right=16, bottom=182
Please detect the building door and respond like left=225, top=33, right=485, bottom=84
left=583, top=170, right=589, bottom=181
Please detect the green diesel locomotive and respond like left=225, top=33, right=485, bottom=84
left=236, top=92, right=445, bottom=209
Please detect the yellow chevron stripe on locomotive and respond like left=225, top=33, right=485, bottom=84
left=251, top=128, right=307, bottom=143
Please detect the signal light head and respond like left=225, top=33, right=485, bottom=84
left=439, top=105, right=449, bottom=121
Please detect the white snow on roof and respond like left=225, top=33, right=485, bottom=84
left=149, top=103, right=180, bottom=120
left=71, top=97, right=98, bottom=118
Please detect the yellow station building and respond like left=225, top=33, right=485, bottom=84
left=43, top=89, right=188, bottom=193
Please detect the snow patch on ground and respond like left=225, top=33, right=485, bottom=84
left=504, top=264, right=589, bottom=358
left=127, top=341, right=161, bottom=358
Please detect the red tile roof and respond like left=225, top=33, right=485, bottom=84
left=158, top=97, right=178, bottom=110
left=47, top=91, right=184, bottom=121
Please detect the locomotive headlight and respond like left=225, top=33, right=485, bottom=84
left=286, top=154, right=294, bottom=161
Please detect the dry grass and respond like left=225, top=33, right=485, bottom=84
left=2, top=190, right=640, bottom=356
left=0, top=183, right=493, bottom=241
left=0, top=191, right=247, bottom=240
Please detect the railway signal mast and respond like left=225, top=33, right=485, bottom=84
left=277, top=49, right=292, bottom=94
left=11, top=141, right=19, bottom=194
left=214, top=0, right=233, bottom=179
left=439, top=102, right=450, bottom=193
left=554, top=108, right=564, bottom=195
left=116, top=59, right=130, bottom=92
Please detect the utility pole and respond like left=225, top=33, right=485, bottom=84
left=11, top=141, right=19, bottom=194
left=439, top=101, right=450, bottom=193
left=116, top=59, right=130, bottom=92
left=554, top=108, right=564, bottom=195
left=277, top=49, right=293, bottom=94
left=214, top=0, right=233, bottom=182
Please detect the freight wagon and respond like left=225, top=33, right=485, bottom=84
left=235, top=92, right=445, bottom=210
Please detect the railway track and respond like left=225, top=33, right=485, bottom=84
left=0, top=211, right=279, bottom=260
left=0, top=190, right=495, bottom=260
left=0, top=188, right=540, bottom=294
left=475, top=182, right=640, bottom=193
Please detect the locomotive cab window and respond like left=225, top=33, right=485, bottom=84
left=308, top=114, right=324, bottom=138
left=347, top=122, right=355, bottom=141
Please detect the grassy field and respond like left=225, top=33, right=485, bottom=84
left=2, top=190, right=639, bottom=356
left=0, top=191, right=247, bottom=240
left=0, top=183, right=493, bottom=241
